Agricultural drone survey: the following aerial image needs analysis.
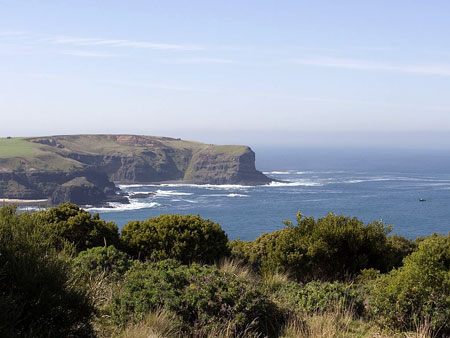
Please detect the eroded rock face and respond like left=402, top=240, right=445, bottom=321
left=0, top=169, right=115, bottom=204
left=185, top=147, right=271, bottom=185
left=0, top=135, right=272, bottom=205
left=51, top=177, right=105, bottom=205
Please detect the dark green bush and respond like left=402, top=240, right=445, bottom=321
left=231, top=212, right=409, bottom=282
left=120, top=214, right=230, bottom=263
left=35, top=202, right=120, bottom=252
left=383, top=234, right=418, bottom=268
left=369, top=233, right=450, bottom=336
left=0, top=205, right=94, bottom=337
left=74, top=245, right=131, bottom=281
left=111, top=259, right=282, bottom=337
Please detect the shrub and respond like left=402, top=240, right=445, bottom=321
left=293, top=281, right=365, bottom=316
left=74, top=245, right=132, bottom=281
left=35, top=202, right=120, bottom=251
left=369, top=233, right=450, bottom=336
left=270, top=279, right=364, bottom=320
left=383, top=234, right=418, bottom=268
left=120, top=214, right=230, bottom=263
left=111, top=259, right=283, bottom=337
left=232, top=212, right=407, bottom=282
left=0, top=205, right=94, bottom=337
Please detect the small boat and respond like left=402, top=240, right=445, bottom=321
left=419, top=198, right=426, bottom=202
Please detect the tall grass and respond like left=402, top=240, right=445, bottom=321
left=217, top=257, right=257, bottom=281
left=120, top=309, right=182, bottom=338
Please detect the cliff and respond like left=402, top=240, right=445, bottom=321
left=0, top=135, right=271, bottom=205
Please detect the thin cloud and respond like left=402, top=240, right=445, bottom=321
left=61, top=50, right=117, bottom=57
left=176, top=57, right=238, bottom=64
left=41, top=35, right=202, bottom=51
left=295, top=57, right=450, bottom=76
left=113, top=81, right=217, bottom=93
left=0, top=31, right=202, bottom=52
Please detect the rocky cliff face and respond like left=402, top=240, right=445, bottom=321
left=0, top=168, right=116, bottom=205
left=0, top=135, right=272, bottom=205
left=184, top=147, right=271, bottom=185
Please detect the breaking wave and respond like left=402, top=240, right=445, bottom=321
left=267, top=180, right=323, bottom=187
left=87, top=201, right=160, bottom=212
left=155, top=190, right=193, bottom=196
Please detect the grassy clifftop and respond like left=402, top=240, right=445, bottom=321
left=0, top=135, right=270, bottom=204
left=0, top=135, right=249, bottom=173
left=0, top=137, right=83, bottom=172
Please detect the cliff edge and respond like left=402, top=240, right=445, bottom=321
left=0, top=135, right=272, bottom=205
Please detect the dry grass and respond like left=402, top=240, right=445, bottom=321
left=263, top=271, right=290, bottom=291
left=120, top=309, right=183, bottom=338
left=201, top=320, right=262, bottom=338
left=280, top=301, right=383, bottom=338
left=280, top=308, right=435, bottom=338
left=82, top=271, right=119, bottom=310
left=217, top=257, right=257, bottom=281
left=406, top=318, right=434, bottom=338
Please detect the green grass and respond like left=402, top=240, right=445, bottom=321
left=0, top=138, right=39, bottom=158
left=209, top=145, right=248, bottom=156
left=0, top=137, right=83, bottom=172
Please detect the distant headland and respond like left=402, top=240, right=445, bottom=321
left=0, top=135, right=272, bottom=206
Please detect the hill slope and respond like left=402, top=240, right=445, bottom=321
left=0, top=135, right=271, bottom=205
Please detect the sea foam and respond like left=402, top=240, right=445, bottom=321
left=155, top=190, right=193, bottom=196
left=87, top=201, right=160, bottom=212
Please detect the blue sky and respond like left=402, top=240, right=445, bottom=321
left=1, top=1, right=450, bottom=147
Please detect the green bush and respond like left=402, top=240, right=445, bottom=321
left=111, top=259, right=282, bottom=337
left=231, top=212, right=409, bottom=282
left=35, top=202, right=120, bottom=252
left=369, top=233, right=450, bottom=336
left=270, top=279, right=364, bottom=319
left=294, top=281, right=365, bottom=315
left=0, top=205, right=94, bottom=337
left=120, top=214, right=230, bottom=263
left=74, top=245, right=131, bottom=281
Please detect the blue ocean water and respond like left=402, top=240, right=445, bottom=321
left=91, top=148, right=450, bottom=241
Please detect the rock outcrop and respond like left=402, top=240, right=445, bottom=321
left=0, top=135, right=272, bottom=205
left=51, top=177, right=106, bottom=205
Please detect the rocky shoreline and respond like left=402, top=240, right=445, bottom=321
left=0, top=135, right=273, bottom=206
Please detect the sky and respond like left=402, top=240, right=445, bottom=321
left=1, top=1, right=450, bottom=148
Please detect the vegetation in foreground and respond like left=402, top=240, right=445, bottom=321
left=0, top=203, right=448, bottom=337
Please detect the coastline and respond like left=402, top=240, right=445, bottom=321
left=1, top=198, right=50, bottom=205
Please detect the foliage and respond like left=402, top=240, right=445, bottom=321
left=294, top=281, right=365, bottom=316
left=0, top=205, right=94, bottom=337
left=74, top=245, right=131, bottom=281
left=270, top=279, right=364, bottom=319
left=384, top=234, right=418, bottom=268
left=110, top=259, right=283, bottom=337
left=231, top=212, right=411, bottom=281
left=0, top=203, right=446, bottom=337
left=121, top=214, right=230, bottom=263
left=35, top=202, right=120, bottom=251
left=369, top=233, right=450, bottom=336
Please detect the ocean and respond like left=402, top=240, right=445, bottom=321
left=89, top=147, right=450, bottom=241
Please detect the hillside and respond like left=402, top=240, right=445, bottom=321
left=0, top=135, right=271, bottom=205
